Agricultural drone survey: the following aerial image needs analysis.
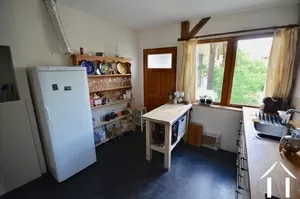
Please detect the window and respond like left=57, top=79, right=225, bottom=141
left=196, top=41, right=228, bottom=102
left=148, top=54, right=172, bottom=69
left=196, top=35, right=273, bottom=107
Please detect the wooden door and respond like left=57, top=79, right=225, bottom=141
left=144, top=47, right=177, bottom=111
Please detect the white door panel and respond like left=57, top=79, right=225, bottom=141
left=0, top=100, right=41, bottom=194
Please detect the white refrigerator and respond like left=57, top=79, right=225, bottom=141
left=28, top=66, right=96, bottom=182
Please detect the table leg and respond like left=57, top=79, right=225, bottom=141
left=186, top=110, right=190, bottom=132
left=164, top=124, right=172, bottom=169
left=183, top=110, right=190, bottom=143
left=146, top=120, right=152, bottom=161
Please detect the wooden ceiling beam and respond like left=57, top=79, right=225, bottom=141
left=179, top=17, right=211, bottom=41
left=181, top=21, right=190, bottom=40
left=188, top=17, right=211, bottom=38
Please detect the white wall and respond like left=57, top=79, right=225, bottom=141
left=0, top=0, right=139, bottom=103
left=138, top=4, right=299, bottom=152
left=192, top=106, right=242, bottom=152
left=0, top=0, right=139, bottom=174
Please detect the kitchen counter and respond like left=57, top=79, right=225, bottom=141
left=143, top=104, right=192, bottom=169
left=243, top=107, right=300, bottom=199
left=142, top=104, right=192, bottom=125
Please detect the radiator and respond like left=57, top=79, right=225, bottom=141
left=201, top=132, right=220, bottom=150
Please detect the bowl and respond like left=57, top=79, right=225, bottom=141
left=200, top=99, right=206, bottom=104
left=206, top=99, right=213, bottom=105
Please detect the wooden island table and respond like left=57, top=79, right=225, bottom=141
left=142, top=104, right=192, bottom=169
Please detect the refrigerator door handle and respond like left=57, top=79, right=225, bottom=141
left=44, top=107, right=50, bottom=120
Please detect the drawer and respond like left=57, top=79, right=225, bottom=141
left=237, top=190, right=250, bottom=199
left=236, top=171, right=250, bottom=199
left=236, top=119, right=250, bottom=199
left=240, top=120, right=244, bottom=132
left=239, top=156, right=248, bottom=173
left=244, top=168, right=250, bottom=193
left=236, top=175, right=246, bottom=199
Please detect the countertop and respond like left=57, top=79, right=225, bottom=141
left=142, top=104, right=192, bottom=124
left=243, top=107, right=300, bottom=199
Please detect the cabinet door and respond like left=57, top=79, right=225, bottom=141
left=0, top=100, right=41, bottom=194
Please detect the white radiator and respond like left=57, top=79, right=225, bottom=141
left=201, top=132, right=220, bottom=150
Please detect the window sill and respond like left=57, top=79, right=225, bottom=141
left=192, top=103, right=243, bottom=112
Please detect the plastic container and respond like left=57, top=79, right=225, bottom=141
left=278, top=110, right=291, bottom=124
left=94, top=130, right=106, bottom=144
left=94, top=132, right=99, bottom=144
left=172, top=121, right=179, bottom=144
left=97, top=131, right=106, bottom=142
left=178, top=114, right=187, bottom=135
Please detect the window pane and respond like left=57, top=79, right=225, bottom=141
left=196, top=42, right=227, bottom=102
left=230, top=37, right=273, bottom=106
left=148, top=54, right=172, bottom=68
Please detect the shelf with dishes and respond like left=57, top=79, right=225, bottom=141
left=88, top=73, right=131, bottom=92
left=91, top=98, right=133, bottom=110
left=89, top=86, right=132, bottom=93
left=88, top=74, right=131, bottom=78
left=89, top=77, right=132, bottom=107
left=89, top=88, right=132, bottom=109
left=93, top=112, right=133, bottom=147
left=95, top=127, right=133, bottom=147
left=72, top=54, right=132, bottom=64
left=72, top=54, right=134, bottom=148
left=72, top=54, right=131, bottom=76
left=93, top=113, right=132, bottom=128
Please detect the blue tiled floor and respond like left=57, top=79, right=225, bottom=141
left=1, top=130, right=236, bottom=199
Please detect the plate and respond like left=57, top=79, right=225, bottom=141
left=100, top=63, right=112, bottom=74
left=116, top=63, right=127, bottom=74
left=95, top=66, right=101, bottom=75
left=81, top=60, right=96, bottom=75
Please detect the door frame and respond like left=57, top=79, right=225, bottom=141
left=143, top=47, right=177, bottom=109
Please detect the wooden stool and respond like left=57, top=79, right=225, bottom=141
left=136, top=106, right=147, bottom=132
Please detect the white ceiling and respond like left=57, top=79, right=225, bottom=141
left=59, top=0, right=299, bottom=29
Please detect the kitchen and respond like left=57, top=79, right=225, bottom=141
left=1, top=0, right=300, bottom=199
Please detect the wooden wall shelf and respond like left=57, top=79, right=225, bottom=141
left=71, top=54, right=133, bottom=148
left=88, top=74, right=131, bottom=78
left=89, top=86, right=132, bottom=93
left=72, top=54, right=132, bottom=64
left=93, top=113, right=133, bottom=129
left=91, top=98, right=133, bottom=110
left=95, top=127, right=133, bottom=147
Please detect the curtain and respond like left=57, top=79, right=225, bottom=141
left=177, top=39, right=197, bottom=103
left=265, top=28, right=298, bottom=99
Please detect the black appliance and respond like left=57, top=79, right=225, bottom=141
left=152, top=120, right=180, bottom=145
left=263, top=97, right=284, bottom=113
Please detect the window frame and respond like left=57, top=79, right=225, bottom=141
left=197, top=33, right=273, bottom=108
